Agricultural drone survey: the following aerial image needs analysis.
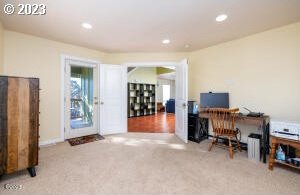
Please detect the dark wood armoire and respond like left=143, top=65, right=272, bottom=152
left=0, top=76, right=39, bottom=177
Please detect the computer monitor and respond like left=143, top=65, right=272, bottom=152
left=200, top=92, right=229, bottom=108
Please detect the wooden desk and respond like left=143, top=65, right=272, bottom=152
left=269, top=136, right=300, bottom=170
left=199, top=112, right=270, bottom=163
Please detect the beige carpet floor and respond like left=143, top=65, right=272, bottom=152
left=0, top=133, right=299, bottom=195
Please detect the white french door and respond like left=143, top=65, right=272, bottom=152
left=175, top=59, right=188, bottom=143
left=99, top=64, right=127, bottom=135
left=64, top=59, right=99, bottom=139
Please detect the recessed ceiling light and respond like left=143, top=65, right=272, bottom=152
left=215, top=14, right=228, bottom=22
left=185, top=44, right=190, bottom=48
left=81, top=22, right=93, bottom=29
left=162, top=39, right=170, bottom=44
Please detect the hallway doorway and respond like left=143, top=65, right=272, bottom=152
left=127, top=66, right=176, bottom=134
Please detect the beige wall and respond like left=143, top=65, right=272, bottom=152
left=3, top=31, right=108, bottom=142
left=0, top=21, right=4, bottom=73
left=2, top=30, right=187, bottom=142
left=2, top=22, right=300, bottom=143
left=128, top=67, right=157, bottom=84
left=189, top=22, right=300, bottom=123
left=106, top=52, right=188, bottom=64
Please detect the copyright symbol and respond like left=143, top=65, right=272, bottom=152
left=4, top=4, right=15, bottom=15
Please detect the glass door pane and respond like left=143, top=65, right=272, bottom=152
left=70, top=66, right=94, bottom=129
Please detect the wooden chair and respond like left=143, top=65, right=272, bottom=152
left=207, top=108, right=241, bottom=159
left=157, top=102, right=165, bottom=112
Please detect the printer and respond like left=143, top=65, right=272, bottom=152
left=270, top=121, right=300, bottom=141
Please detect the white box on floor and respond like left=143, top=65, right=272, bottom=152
left=248, top=134, right=261, bottom=162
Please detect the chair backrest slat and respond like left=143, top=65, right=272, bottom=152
left=207, top=108, right=239, bottom=135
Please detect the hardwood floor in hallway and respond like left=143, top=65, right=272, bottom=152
left=128, top=112, right=175, bottom=133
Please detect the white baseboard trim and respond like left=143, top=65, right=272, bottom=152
left=39, top=137, right=64, bottom=147
left=102, top=131, right=127, bottom=136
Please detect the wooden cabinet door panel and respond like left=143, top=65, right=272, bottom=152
left=0, top=76, right=39, bottom=175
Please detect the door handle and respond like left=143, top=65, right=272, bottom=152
left=100, top=102, right=104, bottom=105
left=182, top=103, right=187, bottom=108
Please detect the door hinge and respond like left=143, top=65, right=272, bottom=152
left=64, top=127, right=66, bottom=132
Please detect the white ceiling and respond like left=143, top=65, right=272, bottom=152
left=0, top=0, right=299, bottom=52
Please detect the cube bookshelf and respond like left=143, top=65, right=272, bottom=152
left=128, top=83, right=156, bottom=118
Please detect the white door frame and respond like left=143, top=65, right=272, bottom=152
left=60, top=54, right=101, bottom=141
left=124, top=60, right=188, bottom=135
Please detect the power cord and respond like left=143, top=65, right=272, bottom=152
left=236, top=128, right=241, bottom=141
